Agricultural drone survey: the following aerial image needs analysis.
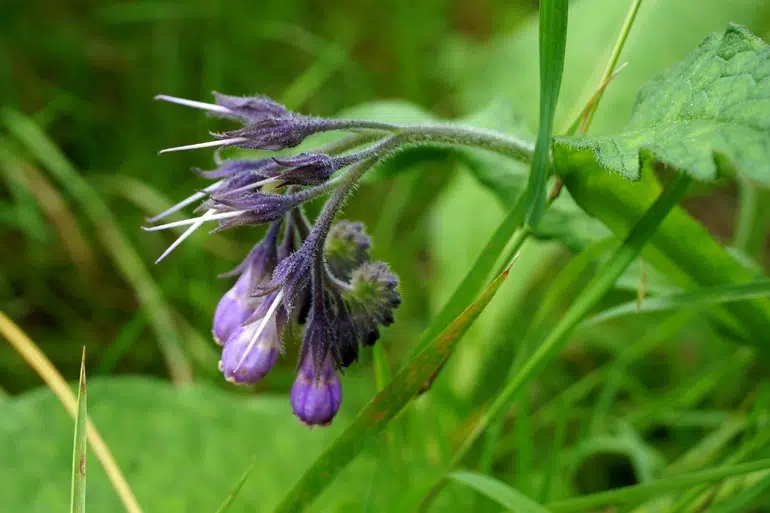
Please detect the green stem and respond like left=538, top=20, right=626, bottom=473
left=734, top=177, right=758, bottom=252
left=416, top=174, right=692, bottom=512
left=400, top=124, right=535, bottom=163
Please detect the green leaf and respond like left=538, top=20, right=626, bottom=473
left=525, top=0, right=568, bottom=227
left=0, top=378, right=355, bottom=513
left=449, top=471, right=552, bottom=513
left=70, top=349, right=87, bottom=513
left=273, top=268, right=511, bottom=513
left=446, top=0, right=770, bottom=135
left=556, top=24, right=770, bottom=183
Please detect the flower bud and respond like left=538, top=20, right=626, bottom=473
left=212, top=223, right=280, bottom=343
left=212, top=287, right=256, bottom=346
left=271, top=153, right=336, bottom=186
left=220, top=312, right=281, bottom=384
left=344, top=262, right=401, bottom=346
left=325, top=221, right=371, bottom=280
left=212, top=92, right=291, bottom=123
left=213, top=117, right=324, bottom=151
left=291, top=333, right=342, bottom=426
left=194, top=158, right=274, bottom=180
left=200, top=192, right=301, bottom=231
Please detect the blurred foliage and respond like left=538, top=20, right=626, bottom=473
left=0, top=0, right=534, bottom=390
left=4, top=0, right=770, bottom=512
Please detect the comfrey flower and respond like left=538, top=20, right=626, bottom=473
left=148, top=91, right=405, bottom=426
left=212, top=221, right=280, bottom=345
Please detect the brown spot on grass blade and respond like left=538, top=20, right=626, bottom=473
left=70, top=347, right=87, bottom=513
left=272, top=268, right=510, bottom=513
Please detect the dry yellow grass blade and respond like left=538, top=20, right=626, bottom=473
left=0, top=311, right=144, bottom=513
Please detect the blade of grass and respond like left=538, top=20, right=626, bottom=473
left=546, top=459, right=770, bottom=513
left=449, top=471, right=552, bottom=513
left=417, top=173, right=692, bottom=511
left=0, top=311, right=143, bottom=513
left=70, top=347, right=88, bottom=513
left=272, top=268, right=511, bottom=513
left=2, top=109, right=192, bottom=383
left=0, top=145, right=97, bottom=280
left=707, top=473, right=770, bottom=513
left=524, top=0, right=568, bottom=228
left=96, top=311, right=148, bottom=376
left=213, top=459, right=257, bottom=513
left=582, top=280, right=770, bottom=328
left=538, top=398, right=569, bottom=503
left=575, top=0, right=642, bottom=133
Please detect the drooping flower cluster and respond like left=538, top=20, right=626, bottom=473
left=147, top=92, right=402, bottom=426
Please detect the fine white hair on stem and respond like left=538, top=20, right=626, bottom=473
left=234, top=290, right=284, bottom=371
left=159, top=137, right=246, bottom=154
left=154, top=95, right=232, bottom=114
left=153, top=208, right=217, bottom=264
left=146, top=181, right=223, bottom=223
left=142, top=210, right=244, bottom=231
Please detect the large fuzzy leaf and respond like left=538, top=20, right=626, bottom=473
left=0, top=378, right=360, bottom=513
left=556, top=24, right=770, bottom=183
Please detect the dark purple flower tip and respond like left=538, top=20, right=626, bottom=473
left=291, top=350, right=342, bottom=426
left=271, top=153, right=336, bottom=186
left=220, top=313, right=281, bottom=384
left=212, top=92, right=291, bottom=123
left=325, top=221, right=372, bottom=280
left=212, top=117, right=324, bottom=151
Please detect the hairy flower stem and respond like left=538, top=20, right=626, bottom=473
left=398, top=124, right=534, bottom=162
left=416, top=174, right=692, bottom=513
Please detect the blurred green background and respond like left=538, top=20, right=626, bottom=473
left=4, top=1, right=770, bottom=512
left=0, top=0, right=536, bottom=391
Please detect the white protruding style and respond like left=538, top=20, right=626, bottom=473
left=154, top=95, right=232, bottom=114
left=147, top=181, right=223, bottom=223
left=159, top=137, right=247, bottom=154
left=154, top=208, right=217, bottom=264
left=234, top=290, right=284, bottom=372
left=142, top=210, right=245, bottom=231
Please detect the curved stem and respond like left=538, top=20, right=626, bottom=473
left=399, top=124, right=534, bottom=162
left=318, top=120, right=535, bottom=164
